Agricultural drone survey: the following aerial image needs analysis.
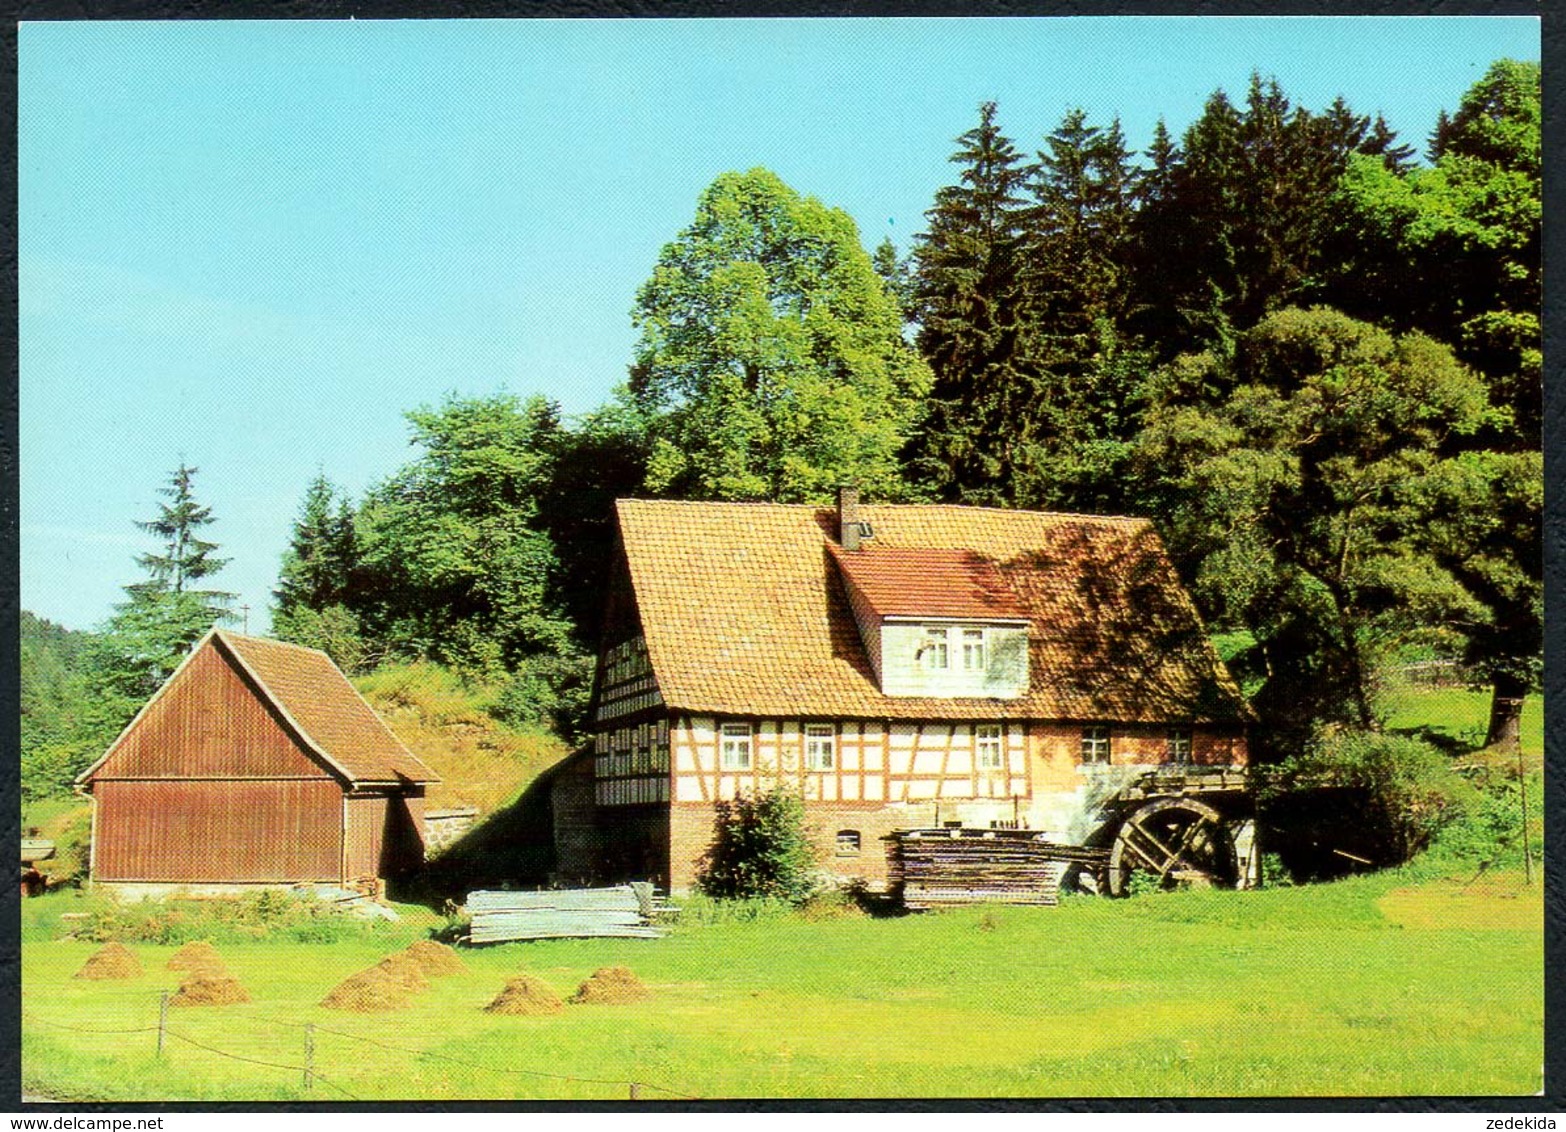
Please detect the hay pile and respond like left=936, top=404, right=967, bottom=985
left=402, top=939, right=466, bottom=977
left=74, top=942, right=142, bottom=980
left=373, top=952, right=431, bottom=992
left=320, top=970, right=413, bottom=1013
left=167, top=940, right=226, bottom=974
left=170, top=972, right=250, bottom=1007
left=484, top=975, right=564, bottom=1016
left=569, top=966, right=649, bottom=1006
left=322, top=946, right=450, bottom=1013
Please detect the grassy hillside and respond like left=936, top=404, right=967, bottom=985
left=353, top=661, right=571, bottom=816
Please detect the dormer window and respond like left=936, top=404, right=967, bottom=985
left=921, top=627, right=950, bottom=671
left=962, top=628, right=986, bottom=671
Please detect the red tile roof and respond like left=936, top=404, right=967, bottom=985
left=613, top=499, right=1251, bottom=724
left=218, top=632, right=437, bottom=784
left=829, top=544, right=1030, bottom=621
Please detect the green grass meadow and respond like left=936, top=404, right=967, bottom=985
left=21, top=866, right=1542, bottom=1101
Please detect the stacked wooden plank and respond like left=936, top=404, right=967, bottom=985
left=466, top=883, right=667, bottom=943
left=1117, top=767, right=1250, bottom=801
left=886, top=830, right=1110, bottom=909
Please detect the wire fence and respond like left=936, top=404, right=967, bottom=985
left=24, top=993, right=701, bottom=1102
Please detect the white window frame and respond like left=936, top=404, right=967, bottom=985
left=1167, top=727, right=1193, bottom=765
left=922, top=627, right=950, bottom=670
left=962, top=628, right=987, bottom=672
left=976, top=723, right=1004, bottom=770
left=1080, top=725, right=1111, bottom=765
left=720, top=722, right=753, bottom=770
left=804, top=723, right=836, bottom=771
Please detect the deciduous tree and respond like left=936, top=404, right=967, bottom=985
left=629, top=167, right=930, bottom=503
left=1134, top=307, right=1492, bottom=751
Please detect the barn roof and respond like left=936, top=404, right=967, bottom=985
left=79, top=630, right=438, bottom=787
left=613, top=498, right=1251, bottom=724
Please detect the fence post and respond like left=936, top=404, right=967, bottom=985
left=156, top=991, right=169, bottom=1057
left=1519, top=744, right=1533, bottom=886
left=303, top=1023, right=315, bottom=1092
left=629, top=1082, right=641, bottom=1101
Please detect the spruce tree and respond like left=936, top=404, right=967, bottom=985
left=906, top=102, right=1040, bottom=504
left=274, top=472, right=357, bottom=617
left=1015, top=109, right=1144, bottom=511
left=127, top=464, right=235, bottom=613
left=88, top=466, right=235, bottom=713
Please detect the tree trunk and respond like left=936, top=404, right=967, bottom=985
left=1485, top=671, right=1528, bottom=749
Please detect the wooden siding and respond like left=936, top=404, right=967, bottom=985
left=343, top=794, right=389, bottom=881
left=93, top=779, right=342, bottom=883
left=93, top=643, right=331, bottom=781
left=878, top=622, right=1028, bottom=698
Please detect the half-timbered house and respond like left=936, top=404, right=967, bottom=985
left=570, top=491, right=1254, bottom=891
left=77, top=630, right=438, bottom=894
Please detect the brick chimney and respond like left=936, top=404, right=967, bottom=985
left=837, top=485, right=861, bottom=551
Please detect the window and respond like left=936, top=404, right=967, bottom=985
left=962, top=628, right=987, bottom=671
left=1080, top=725, right=1111, bottom=764
left=805, top=724, right=835, bottom=771
left=1166, top=727, right=1193, bottom=765
left=922, top=627, right=950, bottom=670
left=835, top=830, right=862, bottom=856
left=720, top=722, right=753, bottom=770
left=976, top=724, right=1004, bottom=770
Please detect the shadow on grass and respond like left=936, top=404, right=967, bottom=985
left=390, top=760, right=571, bottom=908
left=1386, top=724, right=1477, bottom=758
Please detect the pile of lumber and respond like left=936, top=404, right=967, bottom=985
left=465, top=884, right=668, bottom=943
left=886, top=829, right=1110, bottom=909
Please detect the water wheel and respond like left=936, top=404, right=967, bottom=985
left=1107, top=797, right=1237, bottom=896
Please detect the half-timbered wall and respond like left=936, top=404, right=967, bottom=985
left=594, top=634, right=664, bottom=723
left=594, top=717, right=671, bottom=806
left=660, top=714, right=1249, bottom=890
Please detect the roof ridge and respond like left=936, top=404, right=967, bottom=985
left=213, top=628, right=334, bottom=659
left=616, top=496, right=1150, bottom=524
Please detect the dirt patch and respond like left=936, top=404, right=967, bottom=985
left=484, top=975, right=565, bottom=1016
left=321, top=970, right=413, bottom=1013
left=569, top=966, right=649, bottom=1006
left=1377, top=875, right=1543, bottom=931
left=402, top=939, right=466, bottom=977
left=74, top=942, right=142, bottom=980
left=373, top=952, right=431, bottom=992
left=170, top=973, right=250, bottom=1007
left=166, top=941, right=226, bottom=974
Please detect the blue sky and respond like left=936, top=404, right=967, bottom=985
left=19, top=16, right=1541, bottom=634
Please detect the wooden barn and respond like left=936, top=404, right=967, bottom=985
left=565, top=491, right=1255, bottom=893
left=76, top=630, right=438, bottom=893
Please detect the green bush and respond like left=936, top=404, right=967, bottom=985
left=1263, top=730, right=1473, bottom=869
left=1427, top=769, right=1540, bottom=868
left=673, top=892, right=797, bottom=926
left=695, top=787, right=819, bottom=905
left=70, top=890, right=401, bottom=945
